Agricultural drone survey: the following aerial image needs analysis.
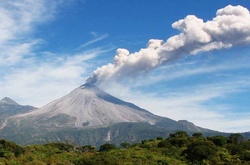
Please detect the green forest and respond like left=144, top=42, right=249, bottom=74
left=0, top=131, right=250, bottom=165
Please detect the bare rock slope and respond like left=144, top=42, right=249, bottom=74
left=13, top=84, right=161, bottom=128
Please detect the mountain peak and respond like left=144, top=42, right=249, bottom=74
left=0, top=97, right=19, bottom=105
left=79, top=83, right=101, bottom=92
left=79, top=84, right=145, bottom=109
left=80, top=83, right=96, bottom=88
left=14, top=84, right=159, bottom=128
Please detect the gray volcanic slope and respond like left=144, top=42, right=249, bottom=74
left=10, top=84, right=163, bottom=128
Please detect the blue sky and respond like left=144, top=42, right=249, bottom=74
left=0, top=0, right=250, bottom=132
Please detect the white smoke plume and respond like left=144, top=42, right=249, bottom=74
left=86, top=5, right=250, bottom=85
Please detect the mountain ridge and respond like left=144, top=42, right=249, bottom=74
left=0, top=97, right=36, bottom=115
left=0, top=84, right=218, bottom=146
left=0, top=97, right=19, bottom=105
left=12, top=84, right=162, bottom=128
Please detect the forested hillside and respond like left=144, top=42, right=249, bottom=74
left=0, top=132, right=250, bottom=164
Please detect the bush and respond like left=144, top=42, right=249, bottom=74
left=0, top=139, right=24, bottom=157
left=240, top=151, right=250, bottom=161
left=157, top=160, right=169, bottom=165
left=78, top=145, right=95, bottom=152
left=192, top=132, right=203, bottom=138
left=227, top=134, right=244, bottom=144
left=168, top=131, right=190, bottom=147
left=156, top=137, right=164, bottom=141
left=183, top=141, right=217, bottom=163
left=44, top=143, right=74, bottom=152
left=226, top=144, right=243, bottom=155
left=158, top=140, right=171, bottom=148
left=241, top=140, right=250, bottom=150
left=25, top=160, right=46, bottom=165
left=120, top=142, right=130, bottom=149
left=141, top=140, right=148, bottom=144
left=169, top=138, right=189, bottom=148
left=99, top=143, right=116, bottom=152
left=210, top=136, right=227, bottom=146
left=169, top=131, right=189, bottom=138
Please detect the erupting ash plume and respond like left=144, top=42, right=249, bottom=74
left=86, top=5, right=250, bottom=85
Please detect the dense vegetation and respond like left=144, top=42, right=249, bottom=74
left=1, top=132, right=250, bottom=164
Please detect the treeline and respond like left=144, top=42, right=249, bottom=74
left=0, top=132, right=250, bottom=164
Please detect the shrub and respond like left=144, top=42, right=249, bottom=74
left=99, top=143, right=116, bottom=152
left=156, top=137, right=164, bottom=141
left=192, top=132, right=203, bottom=138
left=183, top=141, right=217, bottom=163
left=158, top=140, right=171, bottom=148
left=120, top=142, right=130, bottom=149
left=44, top=143, right=74, bottom=152
left=210, top=136, right=227, bottom=146
left=78, top=145, right=95, bottom=152
left=226, top=144, right=243, bottom=155
left=227, top=134, right=244, bottom=144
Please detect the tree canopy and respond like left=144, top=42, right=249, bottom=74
left=0, top=132, right=249, bottom=164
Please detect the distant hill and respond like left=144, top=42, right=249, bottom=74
left=0, top=97, right=36, bottom=115
left=0, top=97, right=36, bottom=128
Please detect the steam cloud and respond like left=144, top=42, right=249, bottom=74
left=86, top=5, right=250, bottom=85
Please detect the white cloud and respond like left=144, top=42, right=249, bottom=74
left=0, top=0, right=59, bottom=66
left=0, top=0, right=113, bottom=107
left=86, top=5, right=250, bottom=85
left=101, top=64, right=250, bottom=132
left=0, top=46, right=111, bottom=107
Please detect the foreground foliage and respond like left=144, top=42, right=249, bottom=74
left=0, top=132, right=250, bottom=164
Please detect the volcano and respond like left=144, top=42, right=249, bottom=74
left=0, top=84, right=216, bottom=146
left=12, top=84, right=163, bottom=128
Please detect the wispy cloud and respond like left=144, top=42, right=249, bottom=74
left=0, top=1, right=112, bottom=107
left=127, top=52, right=250, bottom=88
left=103, top=65, right=250, bottom=132
left=0, top=0, right=59, bottom=66
left=0, top=47, right=110, bottom=107
left=79, top=33, right=109, bottom=49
